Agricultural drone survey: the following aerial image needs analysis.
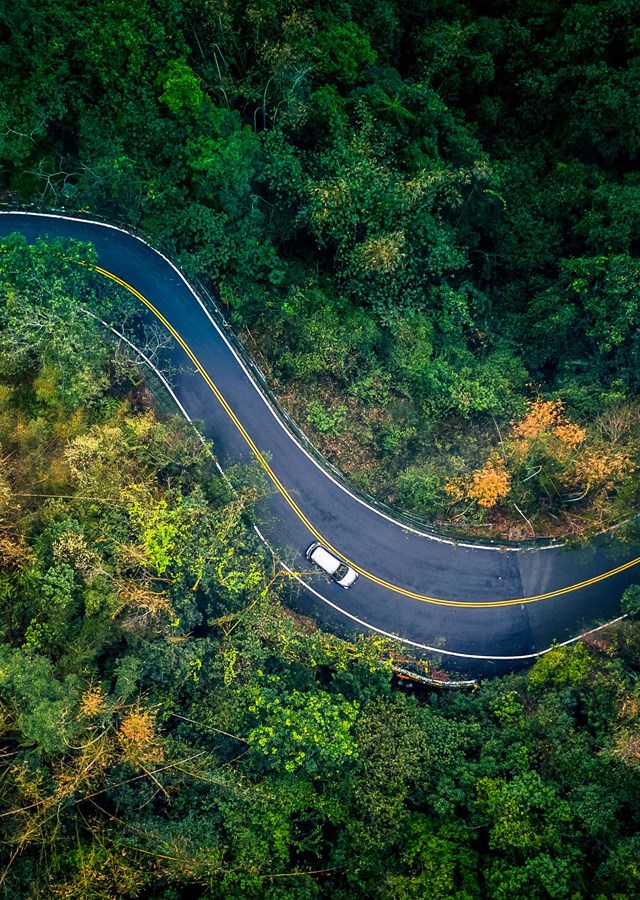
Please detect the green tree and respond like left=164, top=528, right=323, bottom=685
left=247, top=684, right=359, bottom=775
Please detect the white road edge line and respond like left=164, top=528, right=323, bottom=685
left=0, top=210, right=561, bottom=553
left=88, top=314, right=629, bottom=666
left=278, top=556, right=628, bottom=662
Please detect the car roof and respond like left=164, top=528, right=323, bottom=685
left=311, top=545, right=341, bottom=574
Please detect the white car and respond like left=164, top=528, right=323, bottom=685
left=305, top=542, right=359, bottom=589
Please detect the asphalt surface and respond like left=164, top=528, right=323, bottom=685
left=2, top=211, right=639, bottom=679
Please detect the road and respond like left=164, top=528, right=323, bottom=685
left=2, top=210, right=639, bottom=679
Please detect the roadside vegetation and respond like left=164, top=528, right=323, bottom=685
left=2, top=0, right=640, bottom=537
left=1, top=243, right=640, bottom=898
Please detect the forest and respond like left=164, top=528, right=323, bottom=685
left=2, top=0, right=640, bottom=896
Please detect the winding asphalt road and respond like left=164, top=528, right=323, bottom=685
left=2, top=211, right=639, bottom=679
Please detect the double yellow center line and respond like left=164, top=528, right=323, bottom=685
left=93, top=264, right=640, bottom=608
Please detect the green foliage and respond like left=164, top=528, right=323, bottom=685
left=477, top=770, right=573, bottom=855
left=595, top=835, right=640, bottom=899
left=0, top=234, right=140, bottom=408
left=0, top=645, right=80, bottom=753
left=528, top=643, right=593, bottom=691
left=315, top=20, right=377, bottom=86
left=382, top=818, right=480, bottom=900
left=159, top=58, right=204, bottom=116
left=248, top=684, right=359, bottom=774
left=621, top=585, right=640, bottom=618
left=306, top=398, right=346, bottom=435
left=397, top=467, right=447, bottom=518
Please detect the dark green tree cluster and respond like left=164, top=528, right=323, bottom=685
left=2, top=0, right=640, bottom=532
